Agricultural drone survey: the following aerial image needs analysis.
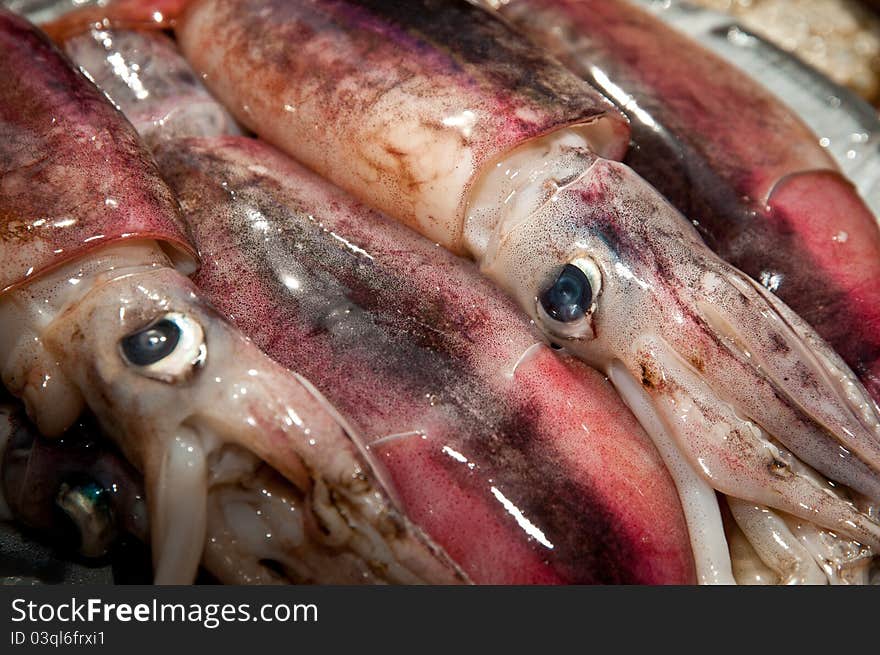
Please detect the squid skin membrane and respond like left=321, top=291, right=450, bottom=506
left=0, top=8, right=197, bottom=293
left=177, top=0, right=629, bottom=252
left=178, top=0, right=880, bottom=582
left=485, top=0, right=880, bottom=404
left=15, top=0, right=243, bottom=145
left=156, top=135, right=697, bottom=585
left=0, top=9, right=462, bottom=585
left=64, top=28, right=240, bottom=146
left=61, top=14, right=695, bottom=584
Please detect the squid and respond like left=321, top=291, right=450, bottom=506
left=63, top=26, right=240, bottom=146
left=14, top=0, right=189, bottom=41
left=57, top=12, right=697, bottom=583
left=0, top=2, right=237, bottom=146
left=154, top=134, right=695, bottom=584
left=482, top=0, right=880, bottom=406
left=0, top=0, right=102, bottom=24
left=176, top=0, right=880, bottom=582
left=0, top=8, right=463, bottom=585
left=627, top=0, right=880, bottom=215
left=723, top=497, right=875, bottom=584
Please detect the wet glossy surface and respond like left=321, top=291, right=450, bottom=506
left=0, top=7, right=463, bottom=585
left=158, top=135, right=696, bottom=584
left=494, top=0, right=880, bottom=402
left=0, top=8, right=197, bottom=293
left=176, top=0, right=629, bottom=251
left=38, top=0, right=186, bottom=42
left=64, top=28, right=239, bottom=145
left=2, top=0, right=879, bottom=585
left=633, top=0, right=880, bottom=216
left=2, top=398, right=149, bottom=554
left=177, top=0, right=880, bottom=584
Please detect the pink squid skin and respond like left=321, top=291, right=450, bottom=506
left=13, top=0, right=242, bottom=147
left=490, top=0, right=880, bottom=402
left=176, top=0, right=880, bottom=582
left=156, top=135, right=697, bottom=585
left=0, top=8, right=197, bottom=293
left=382, top=350, right=694, bottom=583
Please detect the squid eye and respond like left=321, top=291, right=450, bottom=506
left=121, top=319, right=180, bottom=366
left=119, top=312, right=206, bottom=382
left=539, top=264, right=592, bottom=322
left=537, top=257, right=602, bottom=338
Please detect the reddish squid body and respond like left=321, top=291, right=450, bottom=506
left=156, top=135, right=696, bottom=584
left=0, top=8, right=462, bottom=585
left=177, top=0, right=880, bottom=582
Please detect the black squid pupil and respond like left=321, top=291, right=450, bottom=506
left=539, top=264, right=593, bottom=323
left=121, top=319, right=181, bottom=366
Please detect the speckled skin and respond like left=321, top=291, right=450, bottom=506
left=0, top=9, right=197, bottom=293
left=156, top=135, right=696, bottom=584
left=176, top=0, right=629, bottom=251
left=0, top=9, right=462, bottom=584
left=174, top=0, right=880, bottom=581
left=465, top=145, right=880, bottom=529
left=492, top=0, right=880, bottom=402
left=35, top=265, right=467, bottom=584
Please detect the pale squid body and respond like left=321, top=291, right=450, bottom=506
left=724, top=499, right=874, bottom=585
left=177, top=0, right=880, bottom=582
left=483, top=0, right=880, bottom=407
left=0, top=8, right=463, bottom=585
left=63, top=27, right=240, bottom=146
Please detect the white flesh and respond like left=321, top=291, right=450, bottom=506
left=610, top=361, right=735, bottom=584
left=727, top=498, right=827, bottom=584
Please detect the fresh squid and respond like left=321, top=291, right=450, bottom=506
left=63, top=27, right=240, bottom=146
left=628, top=0, right=880, bottom=216
left=0, top=8, right=463, bottom=585
left=723, top=497, right=874, bottom=584
left=0, top=0, right=239, bottom=147
left=55, top=14, right=698, bottom=583
left=484, top=0, right=880, bottom=404
left=155, top=134, right=696, bottom=583
left=1, top=0, right=242, bottom=146
left=0, top=0, right=106, bottom=24
left=176, top=0, right=880, bottom=582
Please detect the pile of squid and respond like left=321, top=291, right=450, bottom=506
left=1, top=0, right=880, bottom=586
